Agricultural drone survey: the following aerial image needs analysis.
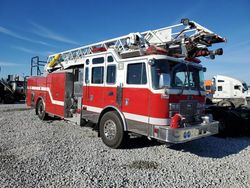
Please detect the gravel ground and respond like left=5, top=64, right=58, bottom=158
left=0, top=104, right=249, bottom=188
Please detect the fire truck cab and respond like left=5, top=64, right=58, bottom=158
left=26, top=19, right=224, bottom=148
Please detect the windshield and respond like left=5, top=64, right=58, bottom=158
left=151, top=59, right=169, bottom=89
left=172, top=63, right=204, bottom=90
left=242, top=82, right=248, bottom=92
left=151, top=59, right=204, bottom=90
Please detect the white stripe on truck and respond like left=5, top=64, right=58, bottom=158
left=27, top=86, right=64, bottom=106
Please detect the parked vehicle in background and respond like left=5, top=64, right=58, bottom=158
left=0, top=75, right=26, bottom=103
left=204, top=80, right=213, bottom=104
left=205, top=75, right=249, bottom=108
left=205, top=75, right=250, bottom=135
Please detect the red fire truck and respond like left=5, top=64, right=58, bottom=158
left=26, top=19, right=225, bottom=148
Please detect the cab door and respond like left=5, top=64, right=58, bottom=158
left=121, top=61, right=149, bottom=135
left=88, top=56, right=105, bottom=108
left=103, top=55, right=117, bottom=107
left=82, top=56, right=105, bottom=122
left=82, top=59, right=90, bottom=118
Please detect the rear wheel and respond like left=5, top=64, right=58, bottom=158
left=100, top=111, right=128, bottom=149
left=36, top=99, right=47, bottom=120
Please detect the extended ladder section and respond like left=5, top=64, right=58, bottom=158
left=46, top=19, right=225, bottom=72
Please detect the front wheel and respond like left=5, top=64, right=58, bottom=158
left=100, top=111, right=128, bottom=149
left=36, top=99, right=47, bottom=120
left=217, top=100, right=235, bottom=108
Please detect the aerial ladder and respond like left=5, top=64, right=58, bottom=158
left=45, top=18, right=225, bottom=73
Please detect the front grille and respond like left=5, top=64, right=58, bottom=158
left=180, top=100, right=198, bottom=123
left=180, top=100, right=198, bottom=116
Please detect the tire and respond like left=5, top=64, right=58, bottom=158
left=218, top=118, right=227, bottom=136
left=99, top=111, right=128, bottom=149
left=206, top=98, right=213, bottom=105
left=217, top=100, right=235, bottom=108
left=80, top=119, right=88, bottom=127
left=36, top=99, right=47, bottom=120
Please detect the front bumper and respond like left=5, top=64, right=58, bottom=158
left=156, top=121, right=219, bottom=143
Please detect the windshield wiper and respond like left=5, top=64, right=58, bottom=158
left=178, top=64, right=189, bottom=95
left=197, top=81, right=201, bottom=96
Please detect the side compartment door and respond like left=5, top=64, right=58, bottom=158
left=64, top=67, right=84, bottom=119
left=48, top=73, right=65, bottom=117
left=73, top=66, right=84, bottom=111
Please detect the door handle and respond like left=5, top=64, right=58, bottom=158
left=107, top=91, right=114, bottom=96
left=89, top=95, right=94, bottom=101
left=125, top=98, right=129, bottom=106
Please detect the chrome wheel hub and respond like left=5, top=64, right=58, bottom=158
left=103, top=120, right=116, bottom=140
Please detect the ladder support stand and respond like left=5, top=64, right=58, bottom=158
left=31, top=56, right=47, bottom=76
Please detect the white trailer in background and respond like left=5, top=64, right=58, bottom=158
left=211, top=75, right=249, bottom=107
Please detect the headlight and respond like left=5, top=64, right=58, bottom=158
left=169, top=103, right=180, bottom=111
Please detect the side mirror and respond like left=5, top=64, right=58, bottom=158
left=159, top=73, right=170, bottom=89
left=203, top=67, right=207, bottom=72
